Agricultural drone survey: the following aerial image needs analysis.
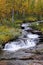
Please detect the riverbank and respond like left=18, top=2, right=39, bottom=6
left=0, top=25, right=21, bottom=45
left=30, top=22, right=43, bottom=33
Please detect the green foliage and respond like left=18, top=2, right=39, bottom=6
left=0, top=26, right=21, bottom=44
left=31, top=22, right=43, bottom=32
left=25, top=16, right=37, bottom=22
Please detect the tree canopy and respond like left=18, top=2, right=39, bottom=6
left=0, top=0, right=43, bottom=21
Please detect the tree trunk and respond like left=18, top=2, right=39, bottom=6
left=12, top=8, right=14, bottom=22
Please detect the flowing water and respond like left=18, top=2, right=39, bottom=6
left=3, top=23, right=40, bottom=52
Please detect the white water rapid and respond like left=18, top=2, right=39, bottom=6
left=3, top=23, right=39, bottom=52
left=3, top=33, right=39, bottom=52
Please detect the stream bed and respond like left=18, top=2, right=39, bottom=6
left=3, top=23, right=40, bottom=52
left=0, top=22, right=43, bottom=65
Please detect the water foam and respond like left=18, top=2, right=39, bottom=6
left=3, top=33, right=39, bottom=52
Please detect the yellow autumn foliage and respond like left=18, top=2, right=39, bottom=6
left=0, top=0, right=43, bottom=17
left=0, top=26, right=21, bottom=44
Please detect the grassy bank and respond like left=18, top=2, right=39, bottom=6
left=0, top=25, right=21, bottom=44
left=31, top=22, right=43, bottom=33
left=0, top=16, right=42, bottom=26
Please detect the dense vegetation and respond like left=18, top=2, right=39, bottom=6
left=31, top=22, right=43, bottom=32
left=0, top=25, right=21, bottom=44
left=0, top=0, right=43, bottom=24
left=0, top=0, right=43, bottom=45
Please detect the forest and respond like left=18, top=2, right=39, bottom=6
left=0, top=0, right=43, bottom=23
left=0, top=0, right=43, bottom=65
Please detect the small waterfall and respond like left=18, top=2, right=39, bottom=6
left=3, top=23, right=39, bottom=52
left=3, top=33, right=39, bottom=52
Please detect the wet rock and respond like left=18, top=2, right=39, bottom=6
left=0, top=60, right=43, bottom=65
left=0, top=45, right=2, bottom=49
left=32, top=55, right=43, bottom=60
left=0, top=61, right=7, bottom=65
left=36, top=44, right=43, bottom=53
left=24, top=44, right=43, bottom=54
left=2, top=44, right=5, bottom=48
left=32, top=30, right=42, bottom=35
left=31, top=30, right=43, bottom=42
left=39, top=35, right=43, bottom=42
left=24, top=27, right=33, bottom=32
left=0, top=60, right=28, bottom=65
left=0, top=50, right=35, bottom=60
